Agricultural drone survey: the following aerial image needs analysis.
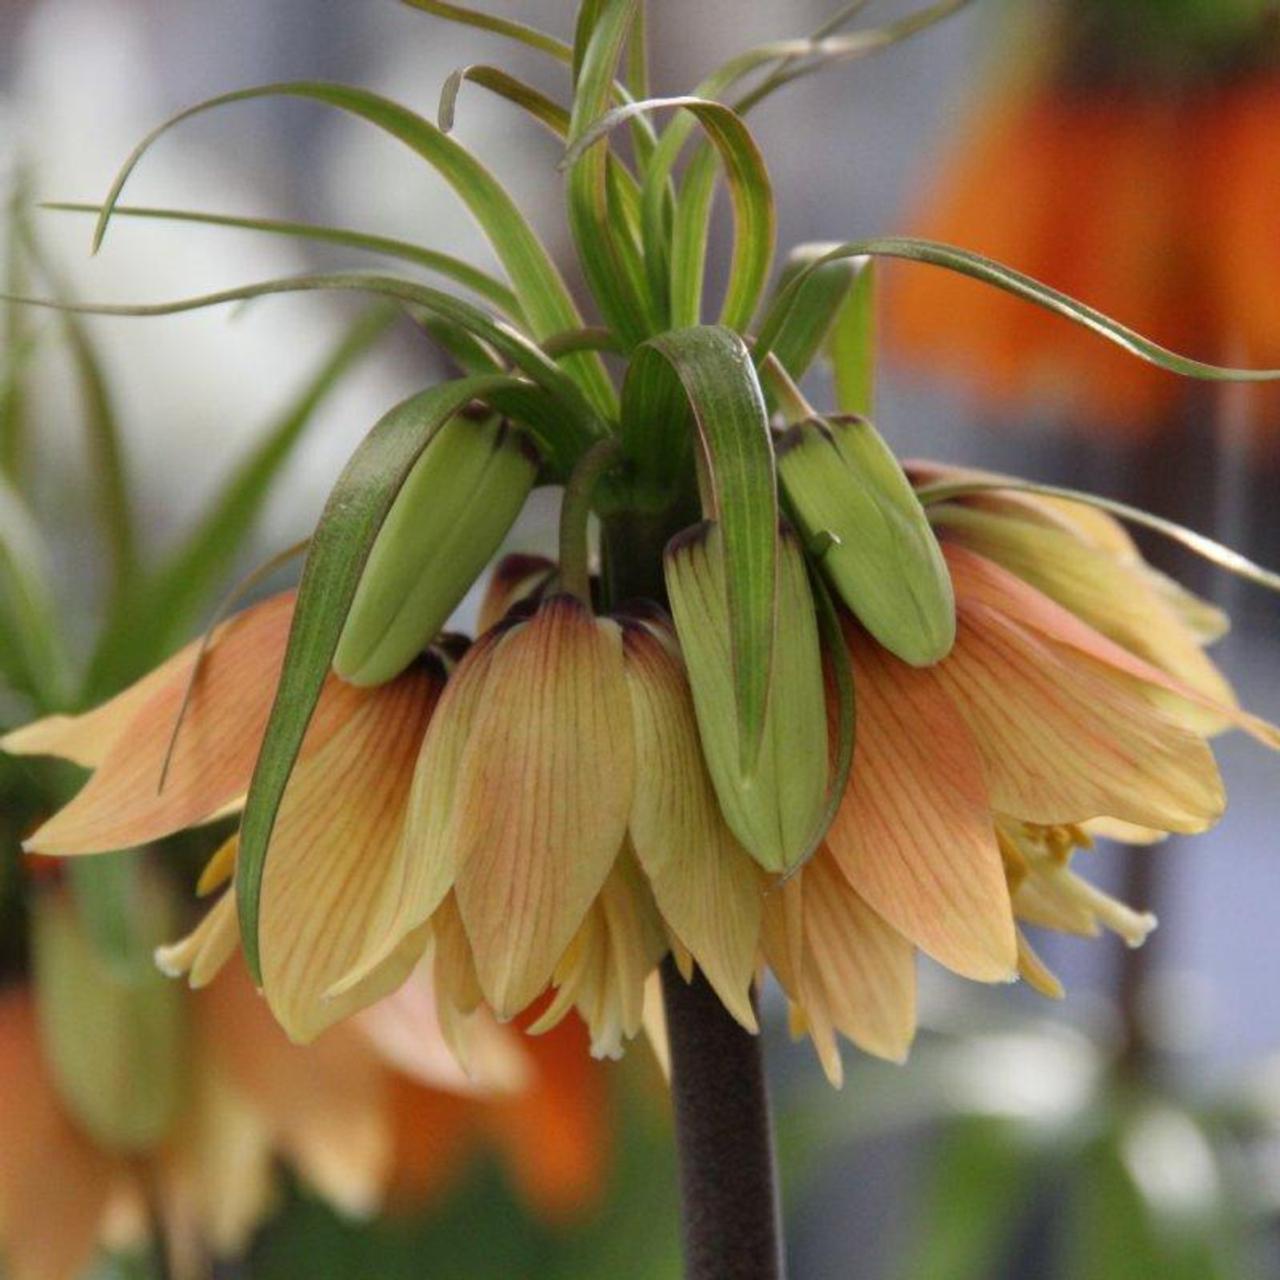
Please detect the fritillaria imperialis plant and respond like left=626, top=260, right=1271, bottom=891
left=7, top=2, right=1280, bottom=1275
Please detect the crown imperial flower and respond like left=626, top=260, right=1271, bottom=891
left=6, top=4, right=1280, bottom=1270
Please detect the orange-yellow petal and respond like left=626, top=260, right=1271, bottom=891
left=155, top=891, right=240, bottom=990
left=945, top=545, right=1278, bottom=747
left=933, top=504, right=1237, bottom=708
left=22, top=593, right=351, bottom=855
left=622, top=617, right=764, bottom=1030
left=934, top=595, right=1225, bottom=833
left=337, top=633, right=504, bottom=996
left=454, top=598, right=634, bottom=1017
left=259, top=662, right=442, bottom=1042
left=825, top=625, right=1016, bottom=982
left=530, top=852, right=668, bottom=1058
left=798, top=852, right=918, bottom=1071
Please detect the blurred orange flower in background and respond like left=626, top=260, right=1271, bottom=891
left=0, top=911, right=609, bottom=1280
left=889, top=1, right=1280, bottom=437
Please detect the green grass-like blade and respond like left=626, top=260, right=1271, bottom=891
left=755, top=237, right=1280, bottom=387
left=400, top=0, right=572, bottom=61
left=566, top=0, right=658, bottom=348
left=767, top=245, right=859, bottom=388
left=624, top=326, right=778, bottom=770
left=565, top=96, right=775, bottom=334
left=3, top=271, right=607, bottom=476
left=236, top=374, right=528, bottom=979
left=438, top=64, right=569, bottom=136
left=0, top=475, right=74, bottom=708
left=91, top=80, right=616, bottom=415
left=19, top=233, right=138, bottom=614
left=47, top=201, right=523, bottom=321
left=916, top=477, right=1280, bottom=595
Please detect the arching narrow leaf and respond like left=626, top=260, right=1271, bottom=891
left=0, top=475, right=74, bottom=708
left=755, top=236, right=1280, bottom=386
left=18, top=226, right=137, bottom=613
left=766, top=246, right=859, bottom=387
left=91, top=80, right=615, bottom=414
left=565, top=95, right=775, bottom=333
left=46, top=202, right=523, bottom=321
left=3, top=271, right=607, bottom=476
left=400, top=0, right=572, bottom=62
left=623, top=326, right=777, bottom=770
left=236, top=374, right=529, bottom=979
left=566, top=0, right=658, bottom=348
left=438, top=64, right=569, bottom=136
left=915, top=476, right=1280, bottom=596
left=732, top=0, right=973, bottom=111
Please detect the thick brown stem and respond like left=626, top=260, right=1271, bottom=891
left=661, top=958, right=785, bottom=1280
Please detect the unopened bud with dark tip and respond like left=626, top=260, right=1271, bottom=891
left=664, top=521, right=827, bottom=875
left=334, top=416, right=539, bottom=687
left=476, top=553, right=558, bottom=634
left=778, top=415, right=954, bottom=665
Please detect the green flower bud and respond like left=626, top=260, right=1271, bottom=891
left=777, top=415, right=955, bottom=665
left=32, top=886, right=187, bottom=1152
left=664, top=521, right=827, bottom=875
left=335, top=415, right=539, bottom=686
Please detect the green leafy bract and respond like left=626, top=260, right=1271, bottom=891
left=236, top=374, right=530, bottom=979
left=623, top=325, right=777, bottom=772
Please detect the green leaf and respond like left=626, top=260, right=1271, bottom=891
left=565, top=95, right=776, bottom=333
left=732, top=0, right=974, bottom=111
left=236, top=375, right=526, bottom=979
left=766, top=246, right=860, bottom=386
left=573, top=0, right=609, bottom=84
left=3, top=271, right=607, bottom=477
left=565, top=0, right=658, bottom=348
left=1063, top=1119, right=1243, bottom=1280
left=91, top=80, right=616, bottom=415
left=46, top=201, right=523, bottom=321
left=18, top=227, right=138, bottom=613
left=755, top=236, right=1280, bottom=387
left=802, top=566, right=856, bottom=867
left=0, top=474, right=74, bottom=708
left=400, top=0, right=572, bottom=62
left=2, top=179, right=32, bottom=482
left=828, top=255, right=876, bottom=416
left=896, top=1119, right=1037, bottom=1280
left=84, top=306, right=395, bottom=699
left=915, top=475, right=1280, bottom=596
left=438, top=64, right=568, bottom=136
left=623, top=326, right=777, bottom=770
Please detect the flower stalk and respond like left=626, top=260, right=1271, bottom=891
left=661, top=958, right=784, bottom=1280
